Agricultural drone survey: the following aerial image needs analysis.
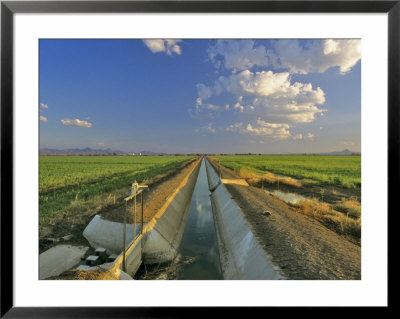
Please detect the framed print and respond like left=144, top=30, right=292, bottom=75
left=1, top=0, right=396, bottom=316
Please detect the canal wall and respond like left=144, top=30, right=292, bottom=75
left=205, top=158, right=283, bottom=280
left=81, top=158, right=201, bottom=278
left=140, top=158, right=201, bottom=264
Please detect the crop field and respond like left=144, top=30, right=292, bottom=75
left=211, top=155, right=361, bottom=189
left=39, top=155, right=195, bottom=222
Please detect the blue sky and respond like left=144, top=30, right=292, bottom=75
left=39, top=39, right=361, bottom=154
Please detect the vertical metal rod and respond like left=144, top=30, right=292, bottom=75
left=123, top=200, right=127, bottom=272
left=141, top=191, right=144, bottom=234
left=134, top=194, right=137, bottom=240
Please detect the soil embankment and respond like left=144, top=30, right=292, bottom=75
left=207, top=157, right=361, bottom=280
left=99, top=158, right=201, bottom=223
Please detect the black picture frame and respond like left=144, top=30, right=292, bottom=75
left=1, top=0, right=396, bottom=317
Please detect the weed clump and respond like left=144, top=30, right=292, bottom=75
left=294, top=197, right=361, bottom=244
left=237, top=169, right=302, bottom=188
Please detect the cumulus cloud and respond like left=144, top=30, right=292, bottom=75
left=196, top=84, right=213, bottom=100
left=270, top=39, right=361, bottom=74
left=39, top=103, right=48, bottom=111
left=293, top=133, right=303, bottom=140
left=306, top=133, right=315, bottom=141
left=61, top=118, right=92, bottom=128
left=195, top=70, right=326, bottom=124
left=190, top=39, right=358, bottom=139
left=226, top=119, right=292, bottom=139
left=189, top=96, right=223, bottom=119
left=195, top=123, right=217, bottom=135
left=226, top=119, right=316, bottom=141
left=208, top=40, right=269, bottom=72
left=226, top=122, right=244, bottom=132
left=202, top=123, right=216, bottom=134
left=207, top=39, right=360, bottom=75
left=142, top=39, right=182, bottom=56
left=39, top=103, right=49, bottom=122
left=292, top=132, right=315, bottom=141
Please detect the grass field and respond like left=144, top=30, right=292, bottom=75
left=39, top=155, right=195, bottom=222
left=211, top=155, right=361, bottom=189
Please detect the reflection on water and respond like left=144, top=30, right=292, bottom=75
left=176, top=159, right=222, bottom=280
left=264, top=189, right=306, bottom=204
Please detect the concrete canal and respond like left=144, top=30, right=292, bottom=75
left=135, top=159, right=222, bottom=279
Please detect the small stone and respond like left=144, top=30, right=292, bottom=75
left=62, top=234, right=73, bottom=241
left=76, top=265, right=91, bottom=270
left=262, top=210, right=271, bottom=216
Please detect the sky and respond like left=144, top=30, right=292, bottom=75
left=39, top=39, right=361, bottom=154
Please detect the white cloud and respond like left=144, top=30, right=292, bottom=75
left=226, top=122, right=244, bottom=132
left=143, top=39, right=182, bottom=56
left=226, top=119, right=291, bottom=139
left=206, top=39, right=360, bottom=75
left=189, top=103, right=222, bottom=119
left=39, top=115, right=48, bottom=122
left=293, top=133, right=303, bottom=140
left=292, top=132, right=315, bottom=141
left=196, top=123, right=217, bottom=135
left=189, top=95, right=223, bottom=119
left=196, top=70, right=326, bottom=124
left=208, top=40, right=269, bottom=72
left=61, top=118, right=92, bottom=128
left=196, top=84, right=213, bottom=100
left=306, top=133, right=315, bottom=141
left=233, top=102, right=244, bottom=112
left=39, top=103, right=48, bottom=110
left=95, top=141, right=106, bottom=147
left=270, top=39, right=361, bottom=74
left=204, top=123, right=216, bottom=134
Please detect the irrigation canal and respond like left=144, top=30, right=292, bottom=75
left=136, top=159, right=222, bottom=279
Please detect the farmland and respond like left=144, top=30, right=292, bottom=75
left=39, top=155, right=195, bottom=223
left=211, top=155, right=361, bottom=189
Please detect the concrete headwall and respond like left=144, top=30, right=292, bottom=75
left=83, top=215, right=144, bottom=255
left=206, top=159, right=283, bottom=280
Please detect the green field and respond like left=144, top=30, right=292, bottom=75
left=39, top=155, right=195, bottom=221
left=211, top=155, right=361, bottom=189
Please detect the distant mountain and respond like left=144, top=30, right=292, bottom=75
left=40, top=147, right=126, bottom=155
left=318, top=149, right=361, bottom=156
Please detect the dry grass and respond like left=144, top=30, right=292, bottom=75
left=294, top=198, right=361, bottom=243
left=237, top=168, right=302, bottom=188
left=50, top=269, right=121, bottom=280
left=333, top=197, right=361, bottom=219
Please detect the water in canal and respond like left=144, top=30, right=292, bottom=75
left=175, top=159, right=222, bottom=279
left=135, top=159, right=222, bottom=280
